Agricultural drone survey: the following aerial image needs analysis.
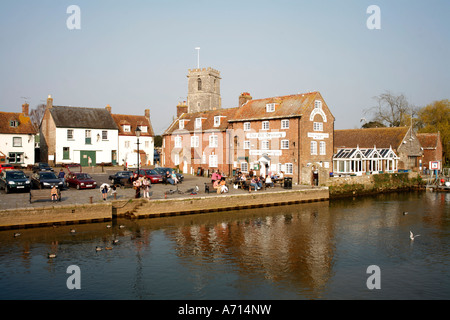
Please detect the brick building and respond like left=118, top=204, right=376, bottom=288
left=417, top=132, right=443, bottom=172
left=162, top=67, right=335, bottom=185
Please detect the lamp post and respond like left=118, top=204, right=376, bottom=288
left=135, top=126, right=141, bottom=199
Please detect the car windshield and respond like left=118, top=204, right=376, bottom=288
left=40, top=173, right=57, bottom=179
left=77, top=173, right=92, bottom=180
left=6, top=172, right=26, bottom=179
left=148, top=170, right=158, bottom=175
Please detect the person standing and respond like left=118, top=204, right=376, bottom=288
left=58, top=169, right=65, bottom=188
left=100, top=183, right=110, bottom=201
left=133, top=174, right=141, bottom=198
left=142, top=177, right=151, bottom=199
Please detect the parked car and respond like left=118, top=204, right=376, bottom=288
left=109, top=171, right=134, bottom=186
left=31, top=171, right=64, bottom=189
left=153, top=167, right=184, bottom=184
left=0, top=170, right=31, bottom=193
left=32, top=162, right=54, bottom=173
left=0, top=164, right=14, bottom=174
left=134, top=169, right=163, bottom=184
left=65, top=172, right=97, bottom=189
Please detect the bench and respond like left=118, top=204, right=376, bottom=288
left=204, top=182, right=229, bottom=194
left=29, top=188, right=61, bottom=203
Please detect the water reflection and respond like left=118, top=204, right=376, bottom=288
left=0, top=191, right=449, bottom=299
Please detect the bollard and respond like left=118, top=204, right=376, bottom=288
left=89, top=196, right=93, bottom=204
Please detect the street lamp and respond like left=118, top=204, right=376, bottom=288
left=136, top=126, right=141, bottom=174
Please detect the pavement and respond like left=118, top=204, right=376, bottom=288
left=0, top=166, right=313, bottom=210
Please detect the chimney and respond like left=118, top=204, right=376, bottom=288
left=22, top=103, right=29, bottom=116
left=239, top=92, right=252, bottom=107
left=177, top=101, right=188, bottom=118
left=46, top=94, right=53, bottom=109
left=106, top=105, right=111, bottom=113
left=145, top=109, right=150, bottom=118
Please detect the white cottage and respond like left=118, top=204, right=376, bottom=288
left=0, top=103, right=36, bottom=167
left=40, top=96, right=119, bottom=166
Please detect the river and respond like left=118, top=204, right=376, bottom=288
left=0, top=191, right=449, bottom=300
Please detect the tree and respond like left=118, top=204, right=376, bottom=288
left=361, top=120, right=386, bottom=129
left=364, top=91, right=416, bottom=127
left=154, top=135, right=162, bottom=148
left=29, top=104, right=46, bottom=131
left=417, top=99, right=450, bottom=165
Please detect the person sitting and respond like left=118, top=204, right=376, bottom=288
left=213, top=179, right=221, bottom=193
left=171, top=172, right=179, bottom=184
left=165, top=171, right=175, bottom=185
left=219, top=177, right=228, bottom=194
left=265, top=175, right=274, bottom=188
left=51, top=186, right=58, bottom=202
left=249, top=177, right=258, bottom=193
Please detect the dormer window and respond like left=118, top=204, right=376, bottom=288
left=315, top=100, right=322, bottom=109
left=214, top=116, right=220, bottom=127
left=138, top=125, right=148, bottom=133
left=9, top=120, right=19, bottom=127
left=123, top=125, right=131, bottom=132
left=179, top=120, right=185, bottom=129
left=195, top=118, right=202, bottom=129
left=266, top=103, right=276, bottom=112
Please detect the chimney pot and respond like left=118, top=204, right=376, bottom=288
left=106, top=105, right=111, bottom=113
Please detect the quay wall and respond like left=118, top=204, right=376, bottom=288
left=116, top=187, right=330, bottom=219
left=0, top=188, right=329, bottom=230
left=328, top=172, right=423, bottom=198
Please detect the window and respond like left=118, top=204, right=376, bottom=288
left=285, top=163, right=293, bottom=174
left=281, top=119, right=289, bottom=129
left=261, top=140, right=269, bottom=150
left=63, top=147, right=70, bottom=160
left=319, top=141, right=326, bottom=155
left=191, top=135, right=199, bottom=148
left=12, top=137, right=22, bottom=147
left=262, top=121, right=269, bottom=130
left=281, top=140, right=289, bottom=149
left=102, top=131, right=108, bottom=140
left=67, top=129, right=74, bottom=140
left=9, top=120, right=19, bottom=128
left=179, top=120, right=185, bottom=129
left=123, top=125, right=131, bottom=132
left=197, top=78, right=202, bottom=91
left=8, top=152, right=23, bottom=164
left=174, top=153, right=180, bottom=166
left=174, top=136, right=182, bottom=148
left=266, top=103, right=275, bottom=112
left=138, top=126, right=147, bottom=133
left=244, top=122, right=251, bottom=131
left=85, top=130, right=92, bottom=144
left=315, top=100, right=322, bottom=109
left=244, top=141, right=250, bottom=149
left=241, top=162, right=248, bottom=172
left=195, top=118, right=202, bottom=129
left=209, top=154, right=218, bottom=168
left=214, top=116, right=221, bottom=127
left=310, top=141, right=317, bottom=155
left=209, top=135, right=218, bottom=148
left=313, top=122, right=323, bottom=131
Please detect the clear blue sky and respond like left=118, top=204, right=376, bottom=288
left=0, top=0, right=449, bottom=134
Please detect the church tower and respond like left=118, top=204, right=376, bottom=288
left=187, top=67, right=222, bottom=113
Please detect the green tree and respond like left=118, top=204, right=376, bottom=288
left=417, top=99, right=450, bottom=165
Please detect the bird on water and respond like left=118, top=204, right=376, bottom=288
left=410, top=231, right=420, bottom=240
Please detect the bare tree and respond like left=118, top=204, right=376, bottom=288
left=29, top=104, right=46, bottom=131
left=364, top=91, right=414, bottom=127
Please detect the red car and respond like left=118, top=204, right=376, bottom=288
left=134, top=169, right=163, bottom=184
left=0, top=164, right=14, bottom=174
left=65, top=172, right=97, bottom=189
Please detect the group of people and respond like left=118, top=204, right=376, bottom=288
left=131, top=174, right=152, bottom=199
left=233, top=170, right=285, bottom=193
left=165, top=170, right=179, bottom=185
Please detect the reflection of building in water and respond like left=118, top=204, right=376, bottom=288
left=166, top=203, right=335, bottom=297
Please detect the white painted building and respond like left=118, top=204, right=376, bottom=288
left=0, top=103, right=36, bottom=167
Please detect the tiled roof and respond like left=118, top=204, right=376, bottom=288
left=50, top=106, right=118, bottom=130
left=0, top=111, right=36, bottom=134
left=111, top=114, right=154, bottom=136
left=417, top=133, right=439, bottom=149
left=230, top=91, right=321, bottom=122
left=334, top=127, right=410, bottom=150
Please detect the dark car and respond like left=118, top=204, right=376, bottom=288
left=154, top=167, right=184, bottom=184
left=31, top=171, right=64, bottom=189
left=134, top=169, right=163, bottom=184
left=0, top=170, right=31, bottom=193
left=32, top=162, right=54, bottom=173
left=66, top=172, right=97, bottom=189
left=109, top=171, right=134, bottom=186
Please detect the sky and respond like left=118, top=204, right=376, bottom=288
left=0, top=0, right=449, bottom=135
